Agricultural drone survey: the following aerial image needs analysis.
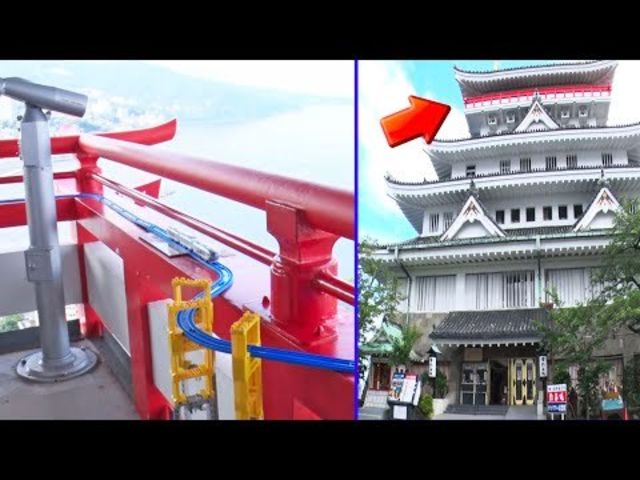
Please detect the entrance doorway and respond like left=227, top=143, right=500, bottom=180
left=460, top=362, right=488, bottom=405
left=490, top=361, right=508, bottom=405
left=509, top=358, right=536, bottom=406
left=371, top=362, right=391, bottom=391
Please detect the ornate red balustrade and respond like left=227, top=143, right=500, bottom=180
left=0, top=120, right=355, bottom=420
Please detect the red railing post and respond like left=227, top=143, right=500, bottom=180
left=75, top=153, right=103, bottom=196
left=266, top=200, right=339, bottom=345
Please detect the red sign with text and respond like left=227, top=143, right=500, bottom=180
left=547, top=384, right=568, bottom=406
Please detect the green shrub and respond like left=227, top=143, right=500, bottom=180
left=553, top=366, right=572, bottom=388
left=420, top=368, right=448, bottom=398
left=435, top=369, right=448, bottom=398
left=418, top=394, right=434, bottom=419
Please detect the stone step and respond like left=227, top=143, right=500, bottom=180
left=445, top=404, right=509, bottom=416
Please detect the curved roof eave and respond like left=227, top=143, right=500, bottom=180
left=425, top=123, right=640, bottom=161
left=454, top=60, right=618, bottom=97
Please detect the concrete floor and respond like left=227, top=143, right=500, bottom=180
left=358, top=406, right=388, bottom=420
left=433, top=405, right=539, bottom=421
left=0, top=340, right=138, bottom=420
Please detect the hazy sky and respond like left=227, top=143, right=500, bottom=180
left=147, top=60, right=354, bottom=98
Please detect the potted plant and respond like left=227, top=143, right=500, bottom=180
left=421, top=368, right=449, bottom=416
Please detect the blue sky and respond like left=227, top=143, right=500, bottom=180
left=357, top=60, right=640, bottom=244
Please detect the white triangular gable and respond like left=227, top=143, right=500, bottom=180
left=573, top=187, right=620, bottom=231
left=441, top=195, right=505, bottom=241
left=514, top=98, right=559, bottom=133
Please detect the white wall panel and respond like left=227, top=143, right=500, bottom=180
left=84, top=241, right=130, bottom=353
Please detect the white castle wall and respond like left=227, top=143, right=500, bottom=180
left=395, top=255, right=605, bottom=314
left=449, top=149, right=628, bottom=178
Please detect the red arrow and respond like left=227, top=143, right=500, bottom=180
left=380, top=96, right=451, bottom=148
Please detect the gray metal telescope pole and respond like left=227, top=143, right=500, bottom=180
left=15, top=104, right=97, bottom=382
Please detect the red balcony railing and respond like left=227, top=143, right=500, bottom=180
left=464, top=84, right=612, bottom=107
left=0, top=119, right=355, bottom=420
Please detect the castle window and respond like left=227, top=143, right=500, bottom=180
left=579, top=106, right=588, bottom=118
left=443, top=211, right=454, bottom=230
left=466, top=165, right=476, bottom=177
left=496, top=210, right=505, bottom=224
left=506, top=112, right=515, bottom=123
left=466, top=271, right=535, bottom=309
left=543, top=206, right=553, bottom=221
left=429, top=213, right=440, bottom=233
left=520, top=157, right=532, bottom=172
left=561, top=108, right=570, bottom=119
left=602, top=153, right=613, bottom=167
left=511, top=208, right=520, bottom=223
left=545, top=156, right=557, bottom=170
left=488, top=115, right=497, bottom=125
left=499, top=159, right=511, bottom=174
left=574, top=204, right=584, bottom=218
left=559, top=205, right=568, bottom=220
left=566, top=154, right=578, bottom=168
left=526, top=207, right=536, bottom=222
left=415, top=275, right=457, bottom=312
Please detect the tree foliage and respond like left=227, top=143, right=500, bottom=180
left=540, top=198, right=640, bottom=417
left=594, top=198, right=640, bottom=334
left=358, top=239, right=404, bottom=378
left=389, top=324, right=420, bottom=370
left=0, top=314, right=21, bottom=333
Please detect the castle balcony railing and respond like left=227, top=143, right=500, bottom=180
left=385, top=164, right=640, bottom=206
left=464, top=84, right=611, bottom=110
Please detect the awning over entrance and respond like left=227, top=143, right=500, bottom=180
left=430, top=308, right=548, bottom=347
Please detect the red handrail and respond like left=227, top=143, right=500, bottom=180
left=78, top=134, right=354, bottom=240
left=464, top=84, right=612, bottom=106
left=0, top=119, right=177, bottom=159
left=92, top=173, right=355, bottom=305
left=91, top=172, right=276, bottom=266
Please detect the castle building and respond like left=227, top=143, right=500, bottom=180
left=366, top=61, right=640, bottom=410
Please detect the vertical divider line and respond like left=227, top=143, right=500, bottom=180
left=354, top=58, right=359, bottom=420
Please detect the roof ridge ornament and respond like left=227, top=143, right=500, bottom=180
left=573, top=185, right=620, bottom=231
left=514, top=95, right=559, bottom=133
left=468, top=179, right=479, bottom=197
left=440, top=194, right=505, bottom=241
left=598, top=168, right=611, bottom=188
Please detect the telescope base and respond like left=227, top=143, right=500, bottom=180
left=16, top=346, right=98, bottom=383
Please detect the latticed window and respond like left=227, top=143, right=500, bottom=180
left=545, top=156, right=557, bottom=170
left=414, top=275, right=457, bottom=312
left=443, top=211, right=454, bottom=230
left=602, top=153, right=613, bottom=167
left=465, top=271, right=535, bottom=309
left=396, top=277, right=409, bottom=312
left=566, top=154, right=578, bottom=168
left=520, top=157, right=531, bottom=172
left=500, top=159, right=511, bottom=174
left=429, top=213, right=440, bottom=233
left=466, top=165, right=476, bottom=177
left=545, top=267, right=607, bottom=306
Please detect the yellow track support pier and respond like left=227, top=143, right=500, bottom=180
left=231, top=312, right=264, bottom=420
left=168, top=278, right=215, bottom=419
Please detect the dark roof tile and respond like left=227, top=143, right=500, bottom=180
left=430, top=308, right=549, bottom=341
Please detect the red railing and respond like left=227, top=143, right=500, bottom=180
left=0, top=120, right=355, bottom=419
left=464, top=84, right=612, bottom=106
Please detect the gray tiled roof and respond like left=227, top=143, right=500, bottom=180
left=380, top=225, right=608, bottom=249
left=430, top=308, right=549, bottom=341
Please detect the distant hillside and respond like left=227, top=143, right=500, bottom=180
left=0, top=61, right=347, bottom=135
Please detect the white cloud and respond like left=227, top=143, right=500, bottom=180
left=359, top=61, right=468, bottom=216
left=146, top=60, right=352, bottom=98
left=608, top=60, right=640, bottom=125
left=46, top=67, right=71, bottom=77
